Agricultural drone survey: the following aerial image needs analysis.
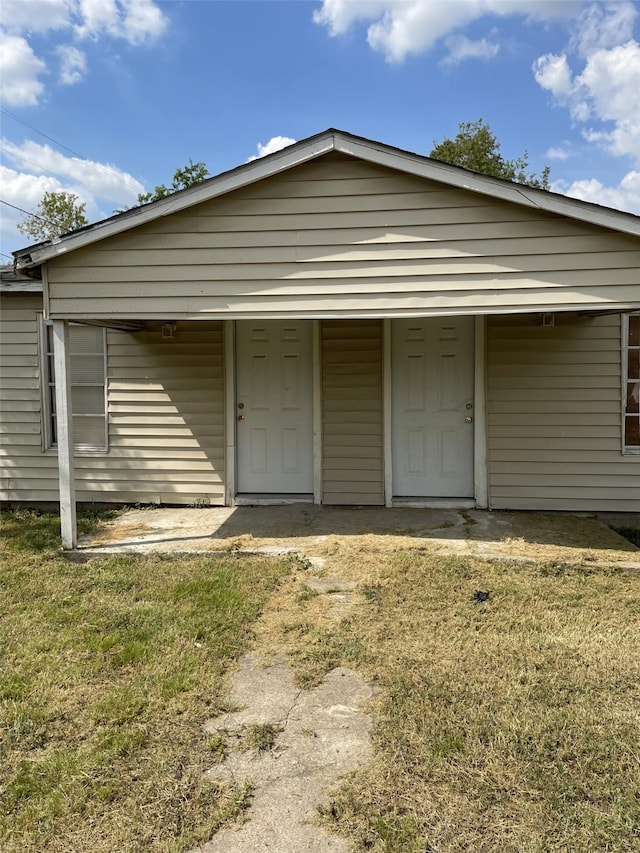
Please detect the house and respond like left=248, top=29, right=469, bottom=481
left=2, top=129, right=639, bottom=547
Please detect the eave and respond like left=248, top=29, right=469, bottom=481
left=13, top=129, right=640, bottom=274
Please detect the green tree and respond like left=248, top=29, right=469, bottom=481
left=136, top=158, right=210, bottom=204
left=17, top=191, right=88, bottom=242
left=430, top=119, right=550, bottom=190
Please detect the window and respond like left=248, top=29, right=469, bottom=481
left=624, top=312, right=640, bottom=452
left=42, top=321, right=107, bottom=451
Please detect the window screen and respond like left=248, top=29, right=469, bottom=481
left=44, top=323, right=107, bottom=450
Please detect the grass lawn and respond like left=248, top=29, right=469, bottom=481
left=0, top=509, right=293, bottom=853
left=2, top=510, right=639, bottom=852
left=283, top=549, right=640, bottom=852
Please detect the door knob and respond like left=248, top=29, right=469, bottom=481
left=238, top=415, right=245, bottom=422
left=465, top=416, right=473, bottom=423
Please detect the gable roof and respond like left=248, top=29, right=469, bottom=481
left=13, top=128, right=640, bottom=272
left=0, top=263, right=43, bottom=292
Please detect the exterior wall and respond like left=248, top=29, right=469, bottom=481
left=46, top=152, right=640, bottom=321
left=321, top=320, right=384, bottom=505
left=0, top=293, right=58, bottom=500
left=99, top=321, right=225, bottom=504
left=4, top=295, right=637, bottom=512
left=0, top=297, right=225, bottom=505
left=487, top=313, right=640, bottom=512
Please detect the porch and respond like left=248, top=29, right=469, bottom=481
left=76, top=504, right=640, bottom=569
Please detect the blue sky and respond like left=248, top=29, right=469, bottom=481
left=1, top=0, right=639, bottom=260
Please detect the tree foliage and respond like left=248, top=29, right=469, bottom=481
left=430, top=119, right=550, bottom=190
left=136, top=159, right=210, bottom=204
left=17, top=191, right=88, bottom=242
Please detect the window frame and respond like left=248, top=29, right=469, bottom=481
left=622, top=311, right=640, bottom=455
left=39, top=317, right=108, bottom=453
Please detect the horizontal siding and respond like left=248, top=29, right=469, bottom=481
left=487, top=313, right=640, bottom=512
left=0, top=294, right=58, bottom=501
left=322, top=320, right=384, bottom=505
left=46, top=152, right=640, bottom=319
left=1, top=304, right=225, bottom=506
left=104, top=321, right=225, bottom=504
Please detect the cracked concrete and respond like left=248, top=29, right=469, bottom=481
left=193, top=654, right=376, bottom=852
left=79, top=505, right=640, bottom=570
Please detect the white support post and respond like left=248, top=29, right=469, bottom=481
left=383, top=319, right=393, bottom=507
left=473, top=315, right=488, bottom=508
left=224, top=320, right=236, bottom=506
left=52, top=320, right=77, bottom=548
left=312, top=321, right=322, bottom=505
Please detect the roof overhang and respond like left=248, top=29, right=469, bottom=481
left=13, top=128, right=640, bottom=273
left=0, top=265, right=43, bottom=292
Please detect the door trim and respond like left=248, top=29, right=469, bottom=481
left=227, top=320, right=318, bottom=504
left=383, top=315, right=488, bottom=507
left=225, top=317, right=487, bottom=508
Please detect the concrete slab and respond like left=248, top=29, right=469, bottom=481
left=79, top=505, right=640, bottom=569
left=196, top=657, right=375, bottom=853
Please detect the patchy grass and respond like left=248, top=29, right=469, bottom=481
left=286, top=550, right=640, bottom=852
left=0, top=509, right=293, bottom=853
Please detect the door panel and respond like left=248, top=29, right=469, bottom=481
left=236, top=321, right=313, bottom=494
left=392, top=317, right=474, bottom=497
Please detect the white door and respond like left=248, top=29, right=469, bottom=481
left=236, top=321, right=313, bottom=494
left=392, top=317, right=474, bottom=498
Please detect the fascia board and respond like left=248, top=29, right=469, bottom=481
left=333, top=133, right=640, bottom=238
left=15, top=128, right=640, bottom=270
left=17, top=133, right=338, bottom=269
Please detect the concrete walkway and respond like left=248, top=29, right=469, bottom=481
left=79, top=505, right=640, bottom=569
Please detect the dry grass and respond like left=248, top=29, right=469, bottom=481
left=3, top=508, right=639, bottom=853
left=0, top=509, right=294, bottom=853
left=281, top=548, right=640, bottom=852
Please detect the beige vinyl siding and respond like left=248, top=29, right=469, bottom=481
left=321, top=320, right=384, bottom=505
left=487, top=313, right=640, bottom=512
left=103, top=321, right=225, bottom=504
left=0, top=293, right=59, bottom=501
left=46, top=153, right=640, bottom=320
left=1, top=302, right=225, bottom=505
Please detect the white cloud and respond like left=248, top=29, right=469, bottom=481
left=555, top=170, right=640, bottom=215
left=546, top=146, right=569, bottom=160
left=56, top=44, right=87, bottom=85
left=569, top=0, right=637, bottom=56
left=0, top=0, right=71, bottom=34
left=0, top=31, right=46, bottom=106
left=533, top=52, right=573, bottom=98
left=0, top=138, right=147, bottom=254
left=576, top=41, right=640, bottom=162
left=313, top=0, right=580, bottom=63
left=0, top=0, right=168, bottom=106
left=246, top=136, right=297, bottom=163
left=535, top=37, right=640, bottom=165
left=442, top=34, right=499, bottom=67
left=73, top=0, right=167, bottom=45
left=0, top=164, right=81, bottom=255
left=312, top=1, right=390, bottom=37
left=2, top=138, right=145, bottom=205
